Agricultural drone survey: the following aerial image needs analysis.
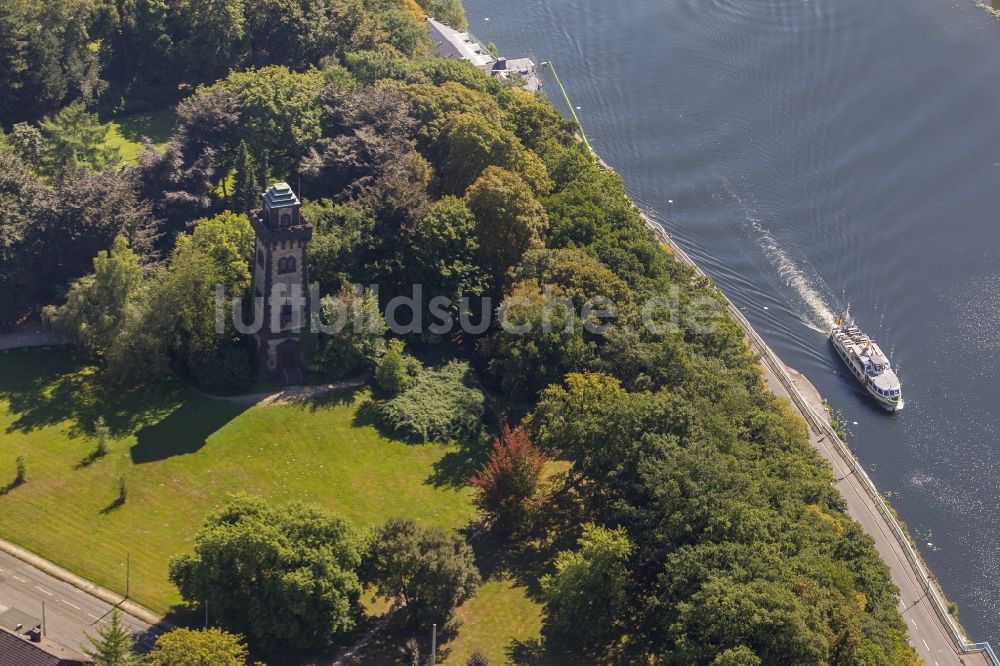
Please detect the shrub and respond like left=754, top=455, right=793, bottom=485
left=117, top=475, right=128, bottom=505
left=375, top=361, right=485, bottom=442
left=375, top=339, right=418, bottom=395
left=94, top=417, right=110, bottom=459
left=14, top=456, right=25, bottom=486
left=467, top=651, right=490, bottom=666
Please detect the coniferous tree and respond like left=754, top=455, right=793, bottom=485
left=83, top=609, right=141, bottom=666
left=232, top=140, right=258, bottom=214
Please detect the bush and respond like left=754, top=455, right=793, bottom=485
left=375, top=339, right=418, bottom=396
left=467, top=651, right=490, bottom=666
left=116, top=475, right=128, bottom=505
left=14, top=456, right=25, bottom=486
left=375, top=361, right=485, bottom=442
left=94, top=417, right=110, bottom=459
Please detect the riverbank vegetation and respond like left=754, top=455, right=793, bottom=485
left=0, top=0, right=920, bottom=662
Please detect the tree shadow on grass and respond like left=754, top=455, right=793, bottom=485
left=426, top=431, right=493, bottom=489
left=0, top=350, right=186, bottom=439
left=114, top=109, right=176, bottom=145
left=130, top=398, right=248, bottom=464
left=462, top=475, right=590, bottom=599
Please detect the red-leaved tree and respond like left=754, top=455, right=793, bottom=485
left=470, top=425, right=547, bottom=534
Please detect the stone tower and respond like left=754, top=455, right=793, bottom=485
left=250, top=182, right=313, bottom=385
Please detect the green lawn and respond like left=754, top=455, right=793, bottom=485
left=102, top=109, right=176, bottom=164
left=0, top=349, right=475, bottom=612
left=443, top=577, right=542, bottom=664
left=348, top=576, right=543, bottom=665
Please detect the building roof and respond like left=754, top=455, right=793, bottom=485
left=491, top=58, right=543, bottom=92
left=262, top=182, right=300, bottom=210
left=425, top=17, right=496, bottom=68
left=0, top=626, right=89, bottom=666
left=0, top=607, right=41, bottom=633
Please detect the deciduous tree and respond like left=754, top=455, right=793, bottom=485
left=470, top=425, right=546, bottom=534
left=169, top=494, right=366, bottom=651
left=407, top=196, right=488, bottom=315
left=145, top=628, right=249, bottom=666
left=365, top=517, right=480, bottom=627
left=540, top=524, right=632, bottom=650
left=464, top=167, right=548, bottom=288
left=307, top=287, right=387, bottom=380
left=45, top=235, right=146, bottom=356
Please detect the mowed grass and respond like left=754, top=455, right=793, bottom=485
left=0, top=349, right=475, bottom=612
left=347, top=577, right=542, bottom=665
left=443, top=577, right=542, bottom=664
left=102, top=109, right=176, bottom=164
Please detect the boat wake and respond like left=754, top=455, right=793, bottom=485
left=719, top=176, right=837, bottom=333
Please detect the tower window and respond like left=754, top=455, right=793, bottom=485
left=277, top=257, right=297, bottom=274
left=280, top=213, right=292, bottom=229
left=257, top=249, right=264, bottom=267
left=280, top=304, right=293, bottom=327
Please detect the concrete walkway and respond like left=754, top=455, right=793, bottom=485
left=192, top=375, right=368, bottom=407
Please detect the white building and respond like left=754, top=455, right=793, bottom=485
left=425, top=17, right=543, bottom=92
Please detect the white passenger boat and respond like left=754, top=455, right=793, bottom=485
left=830, top=312, right=903, bottom=412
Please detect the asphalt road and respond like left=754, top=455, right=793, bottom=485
left=0, top=550, right=158, bottom=654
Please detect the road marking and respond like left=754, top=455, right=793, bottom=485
left=935, top=660, right=940, bottom=666
left=59, top=599, right=80, bottom=610
left=35, top=585, right=53, bottom=596
left=12, top=575, right=26, bottom=583
left=87, top=613, right=101, bottom=620
left=922, top=639, right=929, bottom=651
left=911, top=617, right=918, bottom=628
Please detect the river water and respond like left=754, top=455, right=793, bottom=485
left=464, top=0, right=1000, bottom=645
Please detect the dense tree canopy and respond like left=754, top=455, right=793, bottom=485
left=0, top=0, right=104, bottom=126
left=144, top=628, right=250, bottom=666
left=169, top=494, right=367, bottom=652
left=465, top=166, right=548, bottom=289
